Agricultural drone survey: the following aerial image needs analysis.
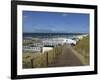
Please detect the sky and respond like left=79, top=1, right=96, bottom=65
left=23, top=11, right=89, bottom=33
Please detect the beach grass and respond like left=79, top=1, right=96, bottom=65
left=74, top=36, right=89, bottom=65
left=22, top=46, right=64, bottom=68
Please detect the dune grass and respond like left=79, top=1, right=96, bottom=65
left=74, top=36, right=89, bottom=65
left=22, top=46, right=63, bottom=69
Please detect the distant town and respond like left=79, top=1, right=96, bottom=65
left=23, top=33, right=88, bottom=54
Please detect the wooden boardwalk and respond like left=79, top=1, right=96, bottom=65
left=48, top=45, right=83, bottom=67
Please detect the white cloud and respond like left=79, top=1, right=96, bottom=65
left=62, top=13, right=68, bottom=16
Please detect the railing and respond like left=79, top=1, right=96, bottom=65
left=23, top=45, right=65, bottom=68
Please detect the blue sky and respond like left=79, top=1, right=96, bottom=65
left=23, top=11, right=89, bottom=33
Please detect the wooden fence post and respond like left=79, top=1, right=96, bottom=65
left=46, top=52, right=48, bottom=66
left=53, top=48, right=55, bottom=63
left=30, top=59, right=34, bottom=68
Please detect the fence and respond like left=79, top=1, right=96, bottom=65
left=23, top=45, right=65, bottom=68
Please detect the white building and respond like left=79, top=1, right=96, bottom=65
left=66, top=39, right=77, bottom=45
left=23, top=46, right=42, bottom=53
left=42, top=38, right=77, bottom=46
left=42, top=47, right=53, bottom=53
left=42, top=38, right=66, bottom=46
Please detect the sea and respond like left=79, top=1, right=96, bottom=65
left=23, top=33, right=87, bottom=39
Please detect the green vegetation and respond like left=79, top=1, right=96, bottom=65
left=74, top=36, right=89, bottom=65
left=23, top=41, right=33, bottom=46
left=23, top=46, right=64, bottom=68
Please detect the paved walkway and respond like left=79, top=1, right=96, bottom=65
left=48, top=46, right=83, bottom=67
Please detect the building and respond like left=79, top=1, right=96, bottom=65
left=23, top=46, right=42, bottom=53
left=42, top=38, right=77, bottom=46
